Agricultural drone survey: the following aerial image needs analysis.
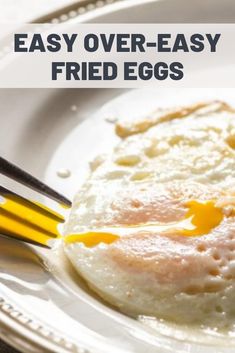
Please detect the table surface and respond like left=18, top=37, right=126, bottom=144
left=0, top=1, right=78, bottom=351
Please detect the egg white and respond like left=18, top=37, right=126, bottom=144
left=64, top=100, right=235, bottom=332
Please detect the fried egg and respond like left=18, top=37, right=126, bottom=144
left=63, top=99, right=235, bottom=331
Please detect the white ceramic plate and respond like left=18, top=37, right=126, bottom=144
left=1, top=1, right=235, bottom=353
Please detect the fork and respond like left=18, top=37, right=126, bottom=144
left=0, top=156, right=71, bottom=248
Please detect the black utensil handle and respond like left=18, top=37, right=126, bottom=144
left=0, top=156, right=71, bottom=207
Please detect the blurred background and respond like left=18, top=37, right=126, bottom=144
left=0, top=0, right=79, bottom=22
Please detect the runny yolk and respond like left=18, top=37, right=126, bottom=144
left=0, top=193, right=226, bottom=248
left=181, top=200, right=224, bottom=236
left=65, top=200, right=225, bottom=247
left=64, top=232, right=119, bottom=247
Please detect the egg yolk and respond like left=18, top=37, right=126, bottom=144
left=181, top=200, right=224, bottom=236
left=65, top=200, right=225, bottom=247
left=64, top=232, right=119, bottom=247
left=0, top=192, right=226, bottom=248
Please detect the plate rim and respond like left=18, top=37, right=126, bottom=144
left=32, top=0, right=137, bottom=24
left=0, top=295, right=79, bottom=353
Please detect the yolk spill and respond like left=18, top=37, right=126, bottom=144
left=65, top=200, right=225, bottom=247
left=0, top=193, right=64, bottom=247
left=0, top=192, right=225, bottom=248
left=181, top=200, right=224, bottom=236
left=64, top=232, right=119, bottom=247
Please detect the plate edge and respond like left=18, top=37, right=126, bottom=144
left=0, top=296, right=88, bottom=353
left=31, top=0, right=123, bottom=23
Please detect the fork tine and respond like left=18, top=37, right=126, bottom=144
left=0, top=156, right=72, bottom=207
left=0, top=185, right=65, bottom=223
left=0, top=186, right=65, bottom=246
left=0, top=207, right=59, bottom=238
left=0, top=233, right=51, bottom=248
left=0, top=210, right=57, bottom=247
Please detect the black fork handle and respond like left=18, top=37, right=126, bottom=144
left=0, top=156, right=72, bottom=207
